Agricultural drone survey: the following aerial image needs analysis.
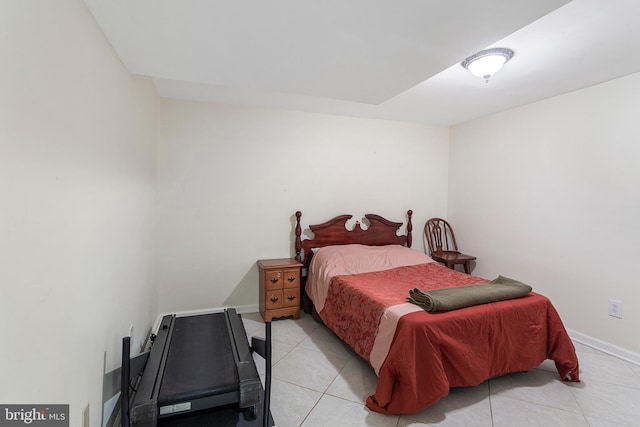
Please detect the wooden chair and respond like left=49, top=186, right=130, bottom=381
left=424, top=218, right=476, bottom=274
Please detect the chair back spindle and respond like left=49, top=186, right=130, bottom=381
left=424, top=218, right=475, bottom=274
left=425, top=218, right=459, bottom=255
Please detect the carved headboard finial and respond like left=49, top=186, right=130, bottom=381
left=407, top=210, right=413, bottom=248
left=295, top=211, right=302, bottom=262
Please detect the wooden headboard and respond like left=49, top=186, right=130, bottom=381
left=294, top=210, right=413, bottom=268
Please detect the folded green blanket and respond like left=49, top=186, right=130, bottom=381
left=408, top=275, right=532, bottom=312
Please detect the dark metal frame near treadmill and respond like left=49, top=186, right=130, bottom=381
left=121, top=309, right=272, bottom=427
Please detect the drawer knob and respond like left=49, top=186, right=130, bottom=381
left=287, top=295, right=296, bottom=301
left=270, top=296, right=279, bottom=303
left=270, top=278, right=279, bottom=284
left=287, top=276, right=296, bottom=282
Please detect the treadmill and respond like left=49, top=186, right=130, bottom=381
left=121, top=308, right=272, bottom=427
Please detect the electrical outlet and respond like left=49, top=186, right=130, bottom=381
left=608, top=299, right=622, bottom=318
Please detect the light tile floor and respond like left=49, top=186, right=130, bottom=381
left=241, top=312, right=640, bottom=427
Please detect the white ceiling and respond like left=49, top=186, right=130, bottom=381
left=84, top=0, right=640, bottom=126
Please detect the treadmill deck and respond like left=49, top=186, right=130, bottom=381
left=159, top=314, right=238, bottom=405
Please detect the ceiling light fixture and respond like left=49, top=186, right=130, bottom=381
left=461, top=48, right=514, bottom=82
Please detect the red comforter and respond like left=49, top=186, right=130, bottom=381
left=318, top=262, right=580, bottom=414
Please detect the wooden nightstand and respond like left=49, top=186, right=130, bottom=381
left=257, top=258, right=303, bottom=321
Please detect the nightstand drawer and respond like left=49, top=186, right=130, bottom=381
left=282, top=268, right=300, bottom=289
left=265, top=270, right=283, bottom=290
left=283, top=288, right=299, bottom=307
left=265, top=290, right=284, bottom=310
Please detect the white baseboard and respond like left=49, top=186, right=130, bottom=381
left=152, top=304, right=260, bottom=334
left=567, top=328, right=640, bottom=366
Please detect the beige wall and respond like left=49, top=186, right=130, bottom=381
left=157, top=99, right=450, bottom=313
left=449, top=71, right=640, bottom=354
left=0, top=0, right=159, bottom=424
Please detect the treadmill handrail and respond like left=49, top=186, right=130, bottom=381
left=225, top=308, right=262, bottom=408
left=130, top=315, right=175, bottom=427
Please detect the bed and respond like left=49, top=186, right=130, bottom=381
left=293, top=210, right=579, bottom=415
